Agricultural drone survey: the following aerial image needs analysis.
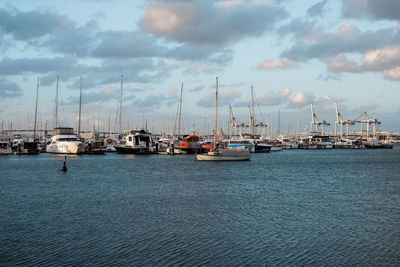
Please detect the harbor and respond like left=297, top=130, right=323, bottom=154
left=2, top=0, right=400, bottom=265
left=1, top=147, right=400, bottom=266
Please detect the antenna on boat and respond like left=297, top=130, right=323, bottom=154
left=33, top=77, right=39, bottom=141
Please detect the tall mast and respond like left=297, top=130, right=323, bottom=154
left=119, top=74, right=123, bottom=133
left=108, top=115, right=111, bottom=136
left=78, top=76, right=83, bottom=139
left=229, top=104, right=233, bottom=138
left=33, top=77, right=39, bottom=141
left=54, top=75, right=59, bottom=128
left=214, top=77, right=218, bottom=150
left=178, top=82, right=183, bottom=138
left=251, top=85, right=255, bottom=136
left=277, top=108, right=281, bottom=136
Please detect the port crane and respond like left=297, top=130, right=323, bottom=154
left=334, top=100, right=355, bottom=137
left=310, top=102, right=330, bottom=135
left=228, top=104, right=245, bottom=137
left=353, top=112, right=381, bottom=137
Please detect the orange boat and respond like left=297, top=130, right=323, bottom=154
left=176, top=135, right=200, bottom=154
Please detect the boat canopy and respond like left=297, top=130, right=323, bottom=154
left=54, top=127, right=74, bottom=135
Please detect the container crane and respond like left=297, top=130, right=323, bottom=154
left=310, top=102, right=330, bottom=135
left=334, top=100, right=355, bottom=137
left=353, top=112, right=381, bottom=137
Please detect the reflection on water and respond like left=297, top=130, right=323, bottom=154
left=1, top=148, right=400, bottom=266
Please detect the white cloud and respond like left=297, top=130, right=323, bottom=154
left=257, top=58, right=297, bottom=70
left=363, top=45, right=400, bottom=71
left=288, top=92, right=314, bottom=108
left=328, top=55, right=361, bottom=73
left=257, top=87, right=291, bottom=106
left=383, top=66, right=400, bottom=80
left=140, top=0, right=287, bottom=45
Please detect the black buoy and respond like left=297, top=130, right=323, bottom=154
left=62, top=156, right=67, bottom=172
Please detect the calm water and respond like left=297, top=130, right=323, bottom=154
left=1, top=147, right=400, bottom=266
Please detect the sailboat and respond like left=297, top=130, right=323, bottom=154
left=14, top=78, right=40, bottom=155
left=196, top=77, right=251, bottom=161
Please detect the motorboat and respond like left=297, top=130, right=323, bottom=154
left=0, top=141, right=12, bottom=155
left=85, top=140, right=107, bottom=154
left=176, top=135, right=200, bottom=154
left=114, top=130, right=156, bottom=154
left=46, top=127, right=84, bottom=154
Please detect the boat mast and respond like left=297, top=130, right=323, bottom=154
left=251, top=85, right=255, bottom=137
left=108, top=115, right=111, bottom=137
left=178, top=82, right=183, bottom=139
left=214, top=77, right=218, bottom=150
left=33, top=77, right=39, bottom=141
left=78, top=76, right=82, bottom=139
left=54, top=75, right=59, bottom=128
left=119, top=74, right=123, bottom=133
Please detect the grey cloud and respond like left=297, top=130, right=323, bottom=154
left=188, top=86, right=204, bottom=92
left=342, top=0, right=400, bottom=21
left=92, top=30, right=167, bottom=58
left=39, top=58, right=169, bottom=89
left=132, top=95, right=164, bottom=108
left=65, top=91, right=118, bottom=105
left=282, top=26, right=400, bottom=61
left=0, top=78, right=23, bottom=97
left=277, top=18, right=316, bottom=39
left=316, top=73, right=342, bottom=81
left=0, top=7, right=73, bottom=40
left=0, top=56, right=78, bottom=76
left=307, top=0, right=327, bottom=17
left=45, top=20, right=98, bottom=57
left=140, top=0, right=288, bottom=45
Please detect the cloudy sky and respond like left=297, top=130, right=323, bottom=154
left=0, top=0, right=399, bottom=133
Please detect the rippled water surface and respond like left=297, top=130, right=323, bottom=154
left=1, top=147, right=400, bottom=266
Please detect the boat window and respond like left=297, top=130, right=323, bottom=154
left=128, top=136, right=132, bottom=142
left=57, top=138, right=79, bottom=141
left=140, top=136, right=150, bottom=142
left=135, top=136, right=139, bottom=145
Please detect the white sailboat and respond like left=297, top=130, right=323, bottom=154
left=196, top=77, right=251, bottom=161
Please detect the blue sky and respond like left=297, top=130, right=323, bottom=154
left=0, top=0, right=399, bottom=133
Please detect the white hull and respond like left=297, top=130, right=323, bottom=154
left=0, top=141, right=12, bottom=155
left=196, top=154, right=250, bottom=161
left=0, top=149, right=12, bottom=155
left=270, top=146, right=283, bottom=152
left=196, top=148, right=251, bottom=161
left=46, top=142, right=83, bottom=154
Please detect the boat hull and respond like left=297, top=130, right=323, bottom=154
left=114, top=146, right=154, bottom=154
left=196, top=148, right=251, bottom=161
left=196, top=154, right=250, bottom=161
left=46, top=142, right=83, bottom=154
